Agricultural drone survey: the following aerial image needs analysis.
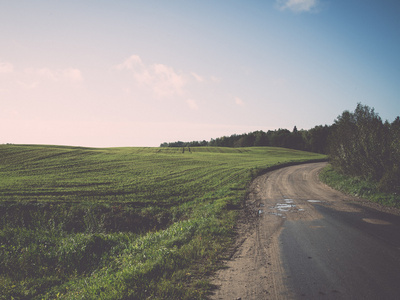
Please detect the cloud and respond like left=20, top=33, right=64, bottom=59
left=23, top=67, right=83, bottom=83
left=191, top=72, right=204, bottom=82
left=114, top=54, right=143, bottom=70
left=0, top=63, right=83, bottom=92
left=235, top=97, right=245, bottom=106
left=115, top=54, right=203, bottom=98
left=151, top=63, right=186, bottom=97
left=17, top=80, right=39, bottom=89
left=276, top=0, right=319, bottom=13
left=62, top=68, right=83, bottom=82
left=34, top=68, right=57, bottom=80
left=186, top=99, right=199, bottom=110
left=0, top=61, right=14, bottom=73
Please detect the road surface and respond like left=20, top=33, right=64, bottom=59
left=211, top=162, right=400, bottom=299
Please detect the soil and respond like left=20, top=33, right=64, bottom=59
left=209, top=162, right=400, bottom=300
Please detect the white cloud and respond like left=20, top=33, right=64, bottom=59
left=0, top=63, right=83, bottom=92
left=191, top=72, right=204, bottom=82
left=0, top=61, right=14, bottom=73
left=186, top=99, right=199, bottom=110
left=235, top=97, right=245, bottom=106
left=23, top=67, right=83, bottom=83
left=152, top=63, right=186, bottom=97
left=62, top=68, right=83, bottom=82
left=114, top=54, right=143, bottom=70
left=34, top=68, right=57, bottom=80
left=17, top=80, right=39, bottom=89
left=276, top=0, right=319, bottom=13
left=116, top=54, right=206, bottom=98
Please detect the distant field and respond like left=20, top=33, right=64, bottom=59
left=0, top=144, right=325, bottom=299
left=0, top=145, right=323, bottom=203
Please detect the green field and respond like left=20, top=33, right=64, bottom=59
left=0, top=144, right=325, bottom=299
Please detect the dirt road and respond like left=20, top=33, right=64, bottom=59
left=210, top=162, right=400, bottom=299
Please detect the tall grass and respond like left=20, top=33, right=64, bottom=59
left=0, top=145, right=325, bottom=299
left=320, top=164, right=400, bottom=207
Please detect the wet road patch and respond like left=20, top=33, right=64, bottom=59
left=362, top=218, right=391, bottom=225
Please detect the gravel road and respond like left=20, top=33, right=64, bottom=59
left=211, top=162, right=400, bottom=299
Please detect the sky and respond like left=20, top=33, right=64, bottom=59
left=1, top=0, right=399, bottom=147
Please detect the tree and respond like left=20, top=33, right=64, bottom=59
left=253, top=131, right=269, bottom=146
left=328, top=103, right=399, bottom=192
left=379, top=117, right=400, bottom=192
left=304, top=125, right=331, bottom=154
left=328, top=109, right=358, bottom=175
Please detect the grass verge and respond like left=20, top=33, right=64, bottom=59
left=320, top=164, right=400, bottom=208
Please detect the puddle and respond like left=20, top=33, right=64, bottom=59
left=267, top=199, right=305, bottom=218
left=270, top=212, right=283, bottom=217
left=258, top=209, right=263, bottom=215
left=307, top=200, right=322, bottom=203
left=275, top=204, right=295, bottom=211
left=362, top=218, right=391, bottom=225
left=269, top=199, right=297, bottom=213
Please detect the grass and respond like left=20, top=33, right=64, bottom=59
left=0, top=144, right=325, bottom=299
left=320, top=164, right=400, bottom=208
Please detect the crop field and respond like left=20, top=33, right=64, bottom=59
left=0, top=144, right=325, bottom=299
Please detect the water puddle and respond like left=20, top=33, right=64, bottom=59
left=275, top=203, right=294, bottom=211
left=362, top=218, right=391, bottom=225
left=268, top=198, right=301, bottom=216
left=274, top=199, right=296, bottom=211
left=270, top=212, right=283, bottom=217
left=307, top=200, right=322, bottom=203
left=265, top=199, right=307, bottom=218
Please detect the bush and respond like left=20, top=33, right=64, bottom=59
left=378, top=165, right=400, bottom=193
left=328, top=103, right=399, bottom=193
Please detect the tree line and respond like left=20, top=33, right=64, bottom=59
left=160, top=125, right=331, bottom=154
left=161, top=103, right=399, bottom=194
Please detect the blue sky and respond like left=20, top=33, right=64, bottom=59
left=1, top=0, right=399, bottom=147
